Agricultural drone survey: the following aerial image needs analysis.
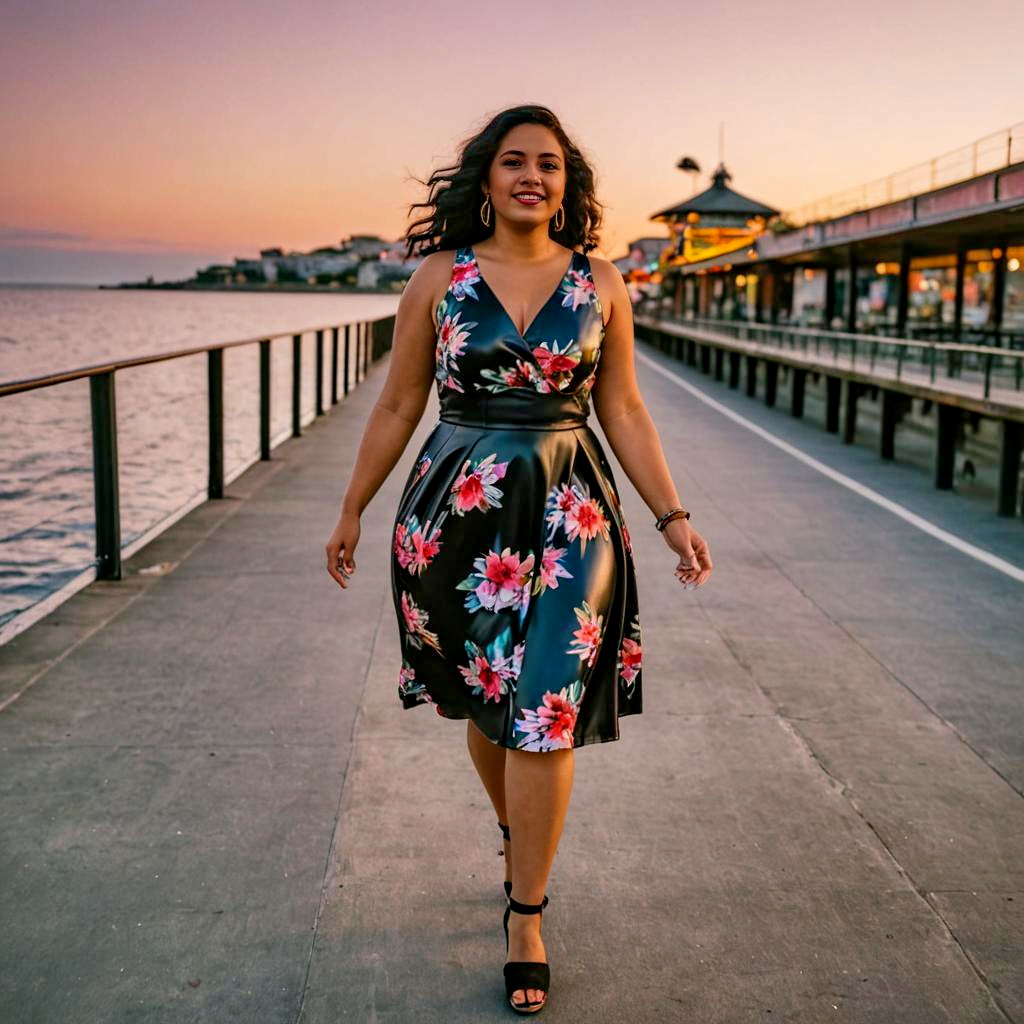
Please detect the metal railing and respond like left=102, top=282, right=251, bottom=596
left=780, top=121, right=1024, bottom=228
left=639, top=313, right=1024, bottom=401
left=0, top=314, right=396, bottom=582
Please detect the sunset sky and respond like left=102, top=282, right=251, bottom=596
left=2, top=0, right=1022, bottom=284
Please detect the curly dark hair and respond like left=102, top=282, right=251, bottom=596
left=404, top=104, right=604, bottom=259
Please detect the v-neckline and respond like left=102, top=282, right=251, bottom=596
left=469, top=245, right=577, bottom=341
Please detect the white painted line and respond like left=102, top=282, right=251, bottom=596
left=636, top=349, right=1024, bottom=584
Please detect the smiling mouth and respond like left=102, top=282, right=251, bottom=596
left=512, top=193, right=545, bottom=205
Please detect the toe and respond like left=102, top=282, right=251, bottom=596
left=513, top=988, right=527, bottom=1007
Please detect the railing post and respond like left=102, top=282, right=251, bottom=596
left=207, top=348, right=224, bottom=499
left=343, top=324, right=351, bottom=396
left=89, top=371, right=122, bottom=580
left=364, top=321, right=371, bottom=375
left=331, top=327, right=339, bottom=405
left=315, top=329, right=324, bottom=416
left=259, top=339, right=271, bottom=460
left=292, top=333, right=302, bottom=438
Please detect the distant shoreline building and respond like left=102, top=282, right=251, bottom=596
left=187, top=234, right=423, bottom=291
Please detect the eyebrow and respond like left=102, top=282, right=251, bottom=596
left=499, top=149, right=562, bottom=160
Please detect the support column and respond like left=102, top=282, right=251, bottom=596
left=746, top=354, right=757, bottom=397
left=953, top=244, right=966, bottom=343
left=896, top=243, right=911, bottom=335
left=992, top=242, right=1007, bottom=346
left=714, top=347, right=724, bottom=381
left=825, top=375, right=841, bottom=433
left=935, top=404, right=960, bottom=489
left=728, top=350, right=741, bottom=388
left=845, top=247, right=858, bottom=333
left=880, top=389, right=899, bottom=460
left=842, top=379, right=859, bottom=444
left=824, top=266, right=836, bottom=328
left=765, top=361, right=778, bottom=407
left=791, top=368, right=806, bottom=418
left=998, top=419, right=1022, bottom=516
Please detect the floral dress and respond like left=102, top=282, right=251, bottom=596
left=390, top=245, right=642, bottom=751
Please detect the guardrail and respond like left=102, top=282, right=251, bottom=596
left=780, top=120, right=1024, bottom=227
left=0, top=314, right=396, bottom=582
left=640, top=313, right=1024, bottom=400
left=634, top=313, right=1024, bottom=517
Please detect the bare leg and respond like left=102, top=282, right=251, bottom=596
left=504, top=745, right=575, bottom=1009
left=466, top=720, right=511, bottom=886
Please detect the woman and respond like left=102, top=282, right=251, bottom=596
left=325, top=104, right=713, bottom=1015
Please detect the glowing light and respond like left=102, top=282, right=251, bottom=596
left=736, top=274, right=747, bottom=286
left=1009, top=258, right=1021, bottom=272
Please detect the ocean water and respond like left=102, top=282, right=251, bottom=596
left=0, top=285, right=400, bottom=631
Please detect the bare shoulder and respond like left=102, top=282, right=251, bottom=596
left=585, top=253, right=630, bottom=326
left=399, top=250, right=456, bottom=327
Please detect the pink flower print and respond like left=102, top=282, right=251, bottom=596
left=458, top=627, right=526, bottom=703
left=400, top=591, right=442, bottom=653
left=448, top=452, right=509, bottom=516
left=456, top=545, right=535, bottom=614
left=393, top=512, right=445, bottom=575
left=435, top=309, right=475, bottom=393
left=477, top=359, right=545, bottom=393
left=514, top=689, right=579, bottom=752
left=533, top=544, right=574, bottom=596
left=460, top=651, right=506, bottom=702
left=621, top=517, right=633, bottom=556
left=393, top=521, right=412, bottom=570
left=567, top=600, right=603, bottom=666
left=618, top=637, right=642, bottom=685
left=532, top=338, right=581, bottom=392
left=450, top=252, right=482, bottom=301
left=564, top=493, right=610, bottom=554
left=544, top=482, right=580, bottom=539
left=415, top=454, right=432, bottom=480
left=398, top=661, right=430, bottom=703
left=617, top=613, right=642, bottom=694
left=560, top=268, right=597, bottom=311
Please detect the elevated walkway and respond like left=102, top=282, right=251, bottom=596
left=1, top=348, right=1022, bottom=1022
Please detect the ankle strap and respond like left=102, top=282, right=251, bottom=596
left=507, top=894, right=549, bottom=915
left=497, top=821, right=510, bottom=841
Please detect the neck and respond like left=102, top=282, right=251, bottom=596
left=482, top=221, right=562, bottom=262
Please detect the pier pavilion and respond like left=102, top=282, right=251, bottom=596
left=638, top=126, right=1024, bottom=517
left=653, top=124, right=1024, bottom=346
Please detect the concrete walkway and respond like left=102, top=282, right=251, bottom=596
left=1, top=341, right=1022, bottom=1023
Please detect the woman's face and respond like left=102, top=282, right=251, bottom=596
left=483, top=123, right=566, bottom=230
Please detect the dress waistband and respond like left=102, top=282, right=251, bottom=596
left=438, top=390, right=589, bottom=431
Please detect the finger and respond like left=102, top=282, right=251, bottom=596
left=326, top=563, right=350, bottom=589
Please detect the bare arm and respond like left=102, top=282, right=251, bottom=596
left=589, top=259, right=713, bottom=588
left=325, top=253, right=446, bottom=588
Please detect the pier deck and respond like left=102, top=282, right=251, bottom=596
left=1, top=342, right=1022, bottom=1023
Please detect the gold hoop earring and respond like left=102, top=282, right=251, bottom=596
left=480, top=194, right=492, bottom=228
left=553, top=204, right=565, bottom=232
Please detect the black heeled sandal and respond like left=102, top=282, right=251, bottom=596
left=502, top=893, right=551, bottom=1015
left=498, top=821, right=512, bottom=899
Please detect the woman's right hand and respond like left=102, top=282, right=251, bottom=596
left=325, top=509, right=361, bottom=589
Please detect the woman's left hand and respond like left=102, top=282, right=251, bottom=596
left=661, top=518, right=713, bottom=589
